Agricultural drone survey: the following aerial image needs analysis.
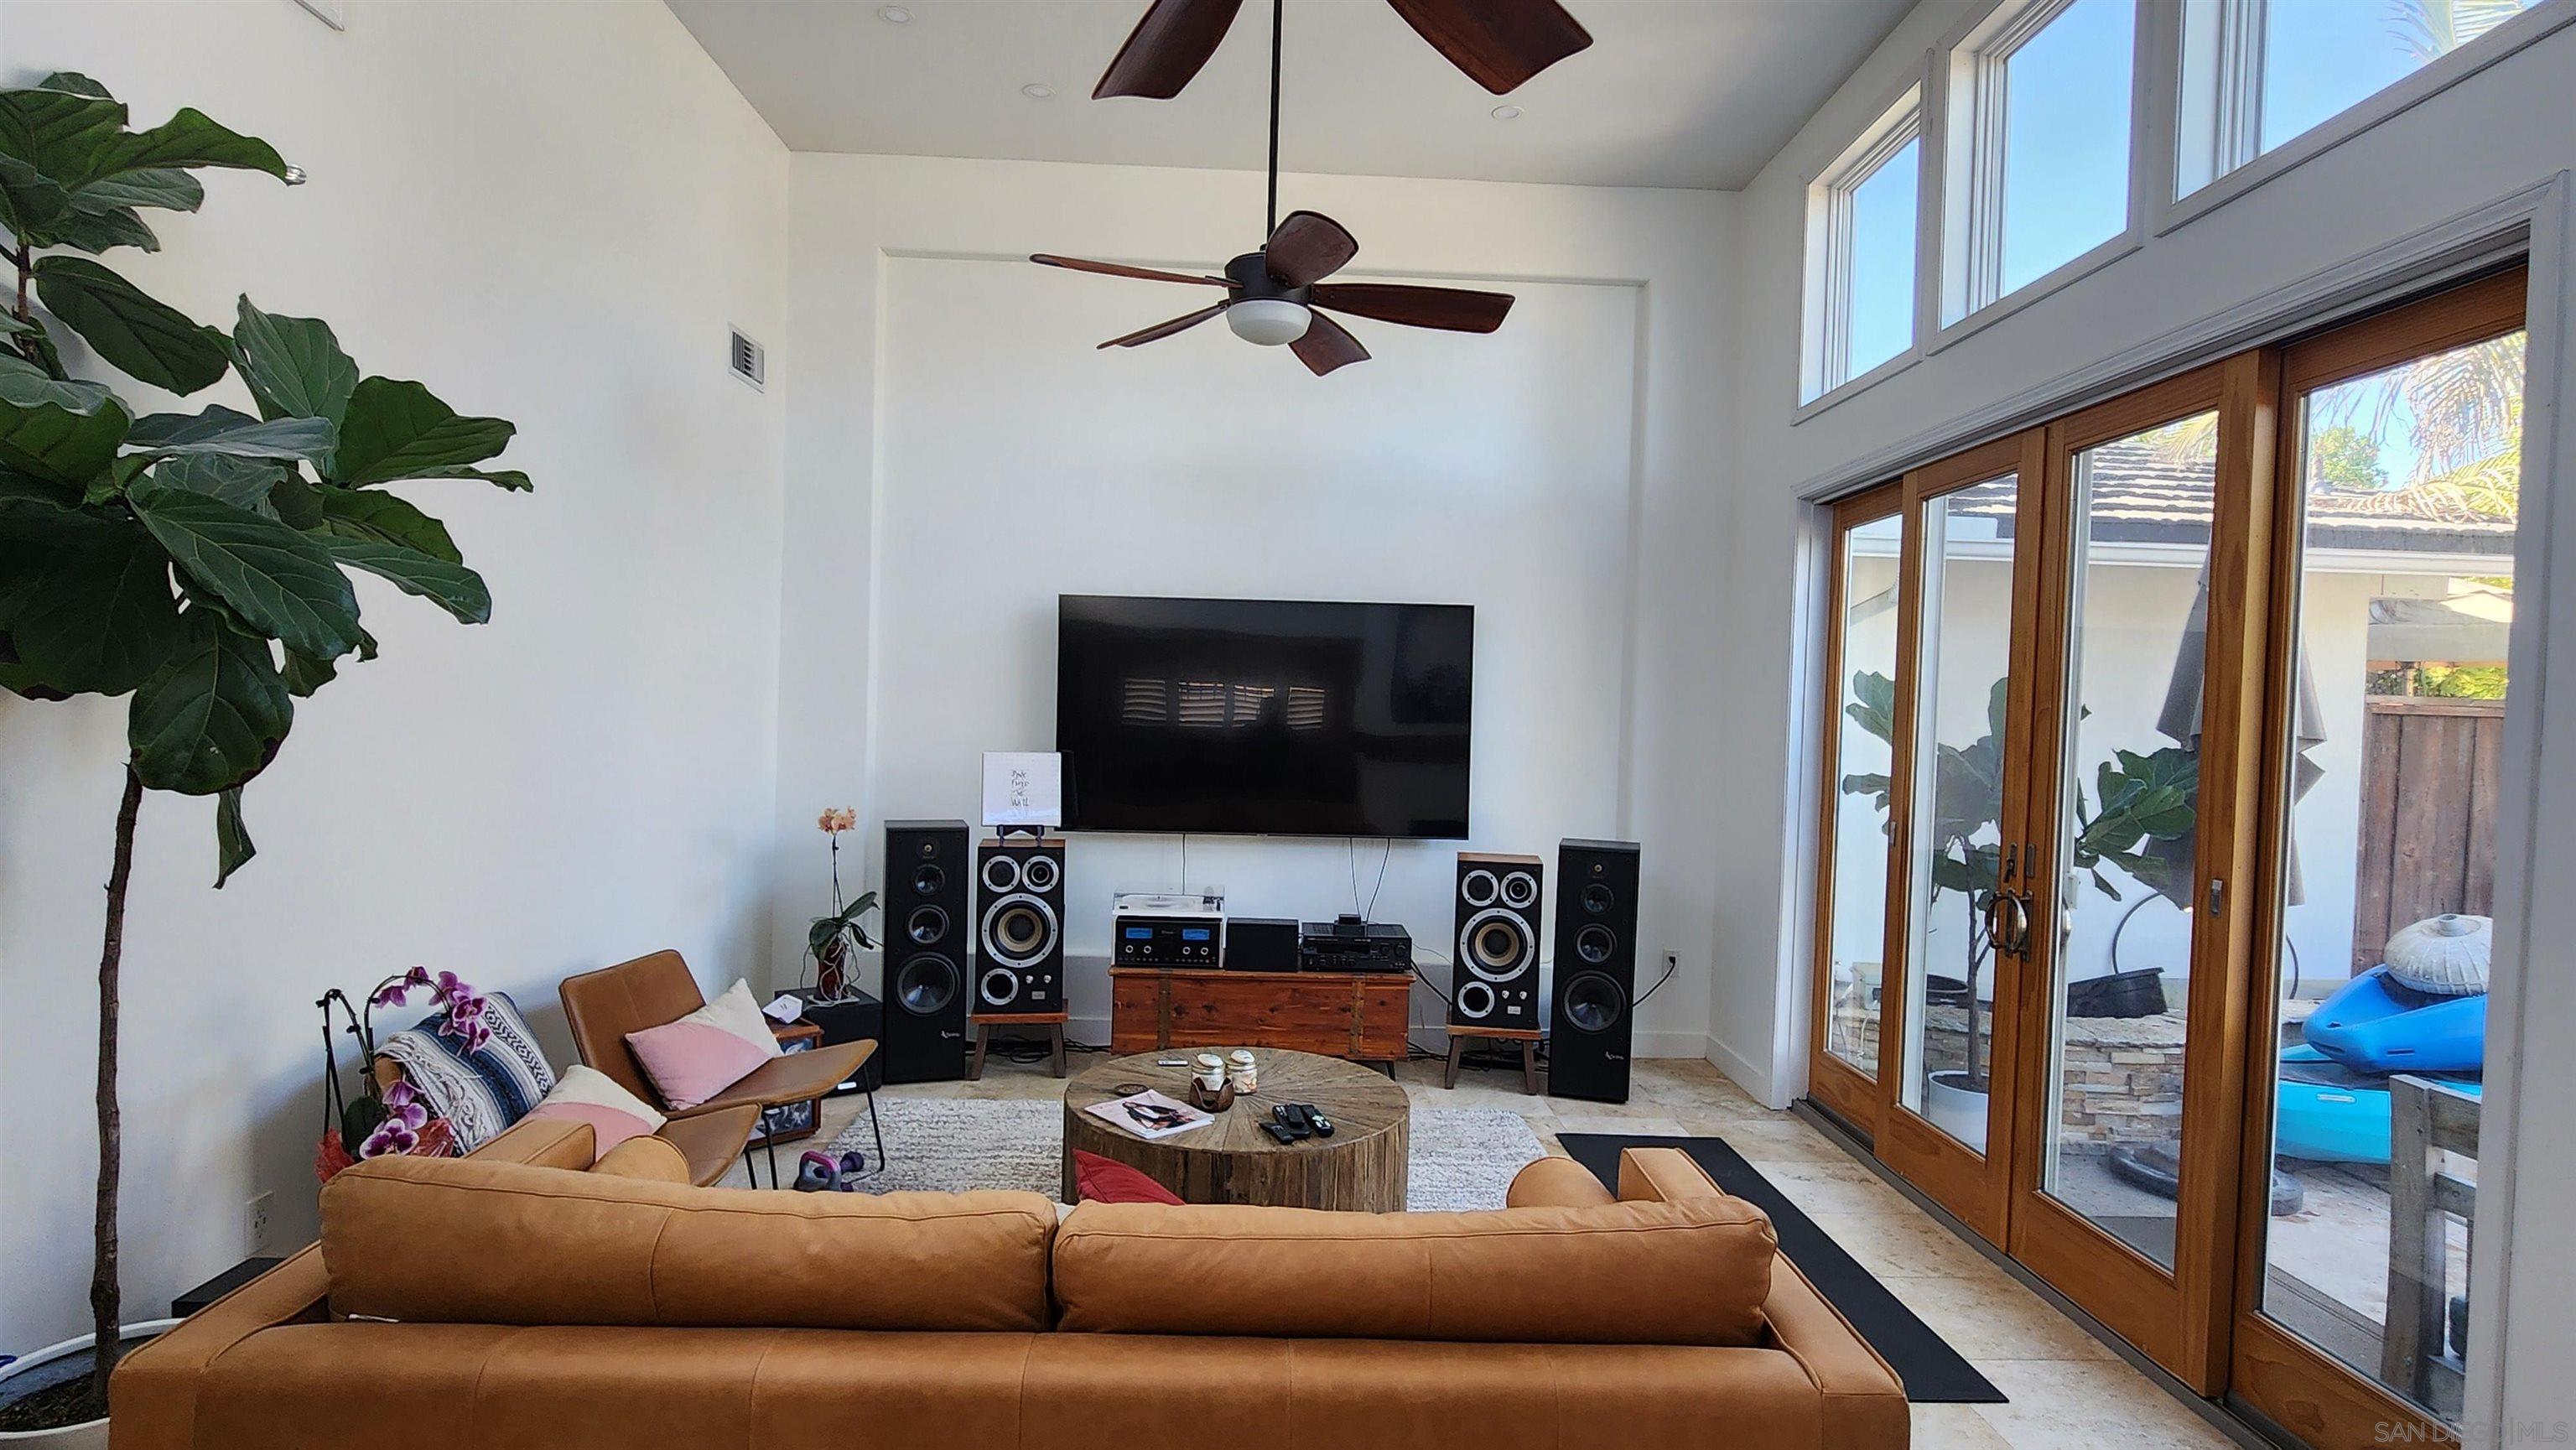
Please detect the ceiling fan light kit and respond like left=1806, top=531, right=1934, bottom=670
left=1031, top=0, right=1566, bottom=374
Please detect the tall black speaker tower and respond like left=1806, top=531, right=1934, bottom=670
left=974, top=836, right=1065, bottom=1014
left=882, top=819, right=971, bottom=1083
left=1547, top=838, right=1640, bottom=1104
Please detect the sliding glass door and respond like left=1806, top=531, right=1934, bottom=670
left=1802, top=267, right=2530, bottom=1442
left=2231, top=271, right=2527, bottom=1447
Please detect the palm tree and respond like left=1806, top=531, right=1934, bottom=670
left=2389, top=0, right=2529, bottom=65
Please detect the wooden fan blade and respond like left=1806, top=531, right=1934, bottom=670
left=1264, top=210, right=1360, bottom=287
left=1099, top=303, right=1228, bottom=349
left=1032, top=254, right=1231, bottom=288
left=1311, top=283, right=1514, bottom=333
left=1290, top=310, right=1370, bottom=376
left=1382, top=0, right=1593, bottom=94
left=1093, top=0, right=1245, bottom=99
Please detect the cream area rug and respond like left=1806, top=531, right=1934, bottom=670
left=826, top=1099, right=1546, bottom=1211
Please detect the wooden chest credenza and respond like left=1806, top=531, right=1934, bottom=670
left=1109, top=967, right=1410, bottom=1072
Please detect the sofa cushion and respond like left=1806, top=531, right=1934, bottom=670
left=377, top=990, right=556, bottom=1151
left=321, top=1155, right=1053, bottom=1332
left=1071, top=1150, right=1186, bottom=1205
left=1053, top=1195, right=1777, bottom=1346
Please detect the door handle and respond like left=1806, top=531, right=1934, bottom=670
left=1989, top=891, right=2032, bottom=959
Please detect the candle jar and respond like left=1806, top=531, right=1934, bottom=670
left=1228, top=1049, right=1259, bottom=1094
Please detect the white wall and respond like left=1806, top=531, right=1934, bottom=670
left=774, top=153, right=1733, bottom=1058
left=1717, top=3, right=2576, bottom=1438
left=0, top=0, right=789, bottom=1352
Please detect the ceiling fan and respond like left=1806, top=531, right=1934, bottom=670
left=1093, top=0, right=1592, bottom=100
left=1030, top=0, right=1524, bottom=376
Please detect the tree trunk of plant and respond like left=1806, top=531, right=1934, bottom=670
left=90, top=763, right=143, bottom=1406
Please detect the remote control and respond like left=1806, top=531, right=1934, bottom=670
left=1261, top=1121, right=1301, bottom=1145
left=1302, top=1104, right=1335, bottom=1137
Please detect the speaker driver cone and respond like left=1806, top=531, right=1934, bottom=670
left=1581, top=881, right=1614, bottom=915
left=1501, top=871, right=1539, bottom=909
left=1562, top=970, right=1625, bottom=1033
left=978, top=965, right=1021, bottom=1009
left=1460, top=869, right=1498, bottom=907
left=907, top=904, right=951, bottom=945
left=1021, top=855, right=1060, bottom=891
left=1455, top=980, right=1496, bottom=1020
left=1458, top=907, right=1534, bottom=982
left=1575, top=922, right=1618, bottom=965
left=912, top=862, right=947, bottom=896
left=894, top=954, right=960, bottom=1015
left=979, top=894, right=1058, bottom=966
left=980, top=854, right=1022, bottom=893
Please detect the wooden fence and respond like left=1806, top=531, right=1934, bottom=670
left=2351, top=696, right=2505, bottom=970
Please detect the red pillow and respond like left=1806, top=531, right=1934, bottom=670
left=1072, top=1149, right=1185, bottom=1205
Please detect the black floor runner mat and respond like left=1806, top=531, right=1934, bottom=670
left=1558, top=1134, right=2005, bottom=1404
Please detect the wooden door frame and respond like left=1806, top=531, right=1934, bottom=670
left=1870, top=429, right=2043, bottom=1245
left=1808, top=480, right=1909, bottom=1138
left=2226, top=268, right=2529, bottom=1447
left=1998, top=356, right=2272, bottom=1393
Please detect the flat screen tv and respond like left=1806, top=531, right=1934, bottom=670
left=1056, top=595, right=1472, bottom=838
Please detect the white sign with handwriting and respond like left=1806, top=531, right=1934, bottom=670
left=982, top=751, right=1062, bottom=828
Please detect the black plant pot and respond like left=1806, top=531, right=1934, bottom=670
left=2067, top=967, right=2168, bottom=1019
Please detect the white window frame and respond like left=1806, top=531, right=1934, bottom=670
left=1930, top=0, right=2154, bottom=346
left=1798, top=79, right=1929, bottom=411
left=2161, top=0, right=2576, bottom=233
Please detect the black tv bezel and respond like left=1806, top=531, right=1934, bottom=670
left=1052, top=592, right=1474, bottom=840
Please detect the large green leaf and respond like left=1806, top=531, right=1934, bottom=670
left=0, top=510, right=181, bottom=695
left=231, top=298, right=357, bottom=426
left=0, top=153, right=72, bottom=247
left=215, top=786, right=254, bottom=886
left=0, top=354, right=129, bottom=490
left=318, top=486, right=459, bottom=562
left=124, top=406, right=335, bottom=465
left=34, top=255, right=229, bottom=394
left=0, top=87, right=126, bottom=184
left=127, top=608, right=291, bottom=795
left=280, top=645, right=336, bottom=698
left=411, top=465, right=532, bottom=493
left=57, top=204, right=157, bottom=254
left=80, top=107, right=292, bottom=186
left=330, top=377, right=513, bottom=486
left=152, top=453, right=287, bottom=516
left=38, top=74, right=115, bottom=101
left=71, top=167, right=201, bottom=215
left=319, top=534, right=490, bottom=624
left=129, top=486, right=362, bottom=660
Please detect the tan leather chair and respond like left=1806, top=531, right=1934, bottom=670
left=559, top=950, right=878, bottom=1182
left=370, top=1055, right=757, bottom=1188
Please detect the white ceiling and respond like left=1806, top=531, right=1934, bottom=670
left=662, top=0, right=1916, bottom=190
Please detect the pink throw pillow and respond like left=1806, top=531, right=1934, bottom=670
left=524, top=1064, right=667, bottom=1160
left=623, top=980, right=779, bottom=1111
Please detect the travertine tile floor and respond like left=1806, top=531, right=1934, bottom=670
left=742, top=1053, right=2246, bottom=1450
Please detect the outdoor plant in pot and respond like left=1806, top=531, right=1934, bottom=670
left=1842, top=673, right=2196, bottom=1147
left=0, top=75, right=525, bottom=1438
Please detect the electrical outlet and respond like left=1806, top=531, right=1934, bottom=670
left=1664, top=950, right=1680, bottom=973
left=247, top=1192, right=273, bottom=1253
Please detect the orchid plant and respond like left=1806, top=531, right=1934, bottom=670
left=807, top=808, right=877, bottom=999
left=314, top=967, right=488, bottom=1172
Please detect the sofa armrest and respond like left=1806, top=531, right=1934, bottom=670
left=593, top=1132, right=693, bottom=1183
left=469, top=1114, right=595, bottom=1169
left=1616, top=1146, right=1725, bottom=1204
left=1504, top=1155, right=1617, bottom=1208
left=1761, top=1255, right=1909, bottom=1449
left=110, top=1246, right=330, bottom=1450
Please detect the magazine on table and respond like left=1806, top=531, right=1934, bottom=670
left=1086, top=1089, right=1213, bottom=1140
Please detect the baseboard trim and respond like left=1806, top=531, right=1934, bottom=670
left=1706, top=1034, right=1782, bottom=1107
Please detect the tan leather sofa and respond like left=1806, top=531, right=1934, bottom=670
left=112, top=1124, right=1907, bottom=1449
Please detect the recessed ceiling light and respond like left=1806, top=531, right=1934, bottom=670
left=1022, top=82, right=1056, bottom=99
left=877, top=6, right=912, bottom=22
left=1490, top=104, right=1523, bottom=121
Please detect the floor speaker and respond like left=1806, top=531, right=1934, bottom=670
left=1450, top=852, right=1543, bottom=1031
left=1548, top=838, right=1640, bottom=1104
left=974, top=836, right=1065, bottom=1014
left=882, top=819, right=971, bottom=1083
left=776, top=989, right=884, bottom=1094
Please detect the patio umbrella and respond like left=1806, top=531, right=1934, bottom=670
left=2150, top=561, right=2327, bottom=908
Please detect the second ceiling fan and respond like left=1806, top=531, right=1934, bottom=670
left=1032, top=0, right=1544, bottom=375
left=1094, top=0, right=1592, bottom=99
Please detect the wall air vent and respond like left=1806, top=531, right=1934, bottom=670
left=729, top=328, right=766, bottom=391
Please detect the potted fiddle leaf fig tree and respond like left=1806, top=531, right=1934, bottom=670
left=0, top=75, right=526, bottom=1441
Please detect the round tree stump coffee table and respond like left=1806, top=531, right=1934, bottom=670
left=1062, top=1048, right=1410, bottom=1211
